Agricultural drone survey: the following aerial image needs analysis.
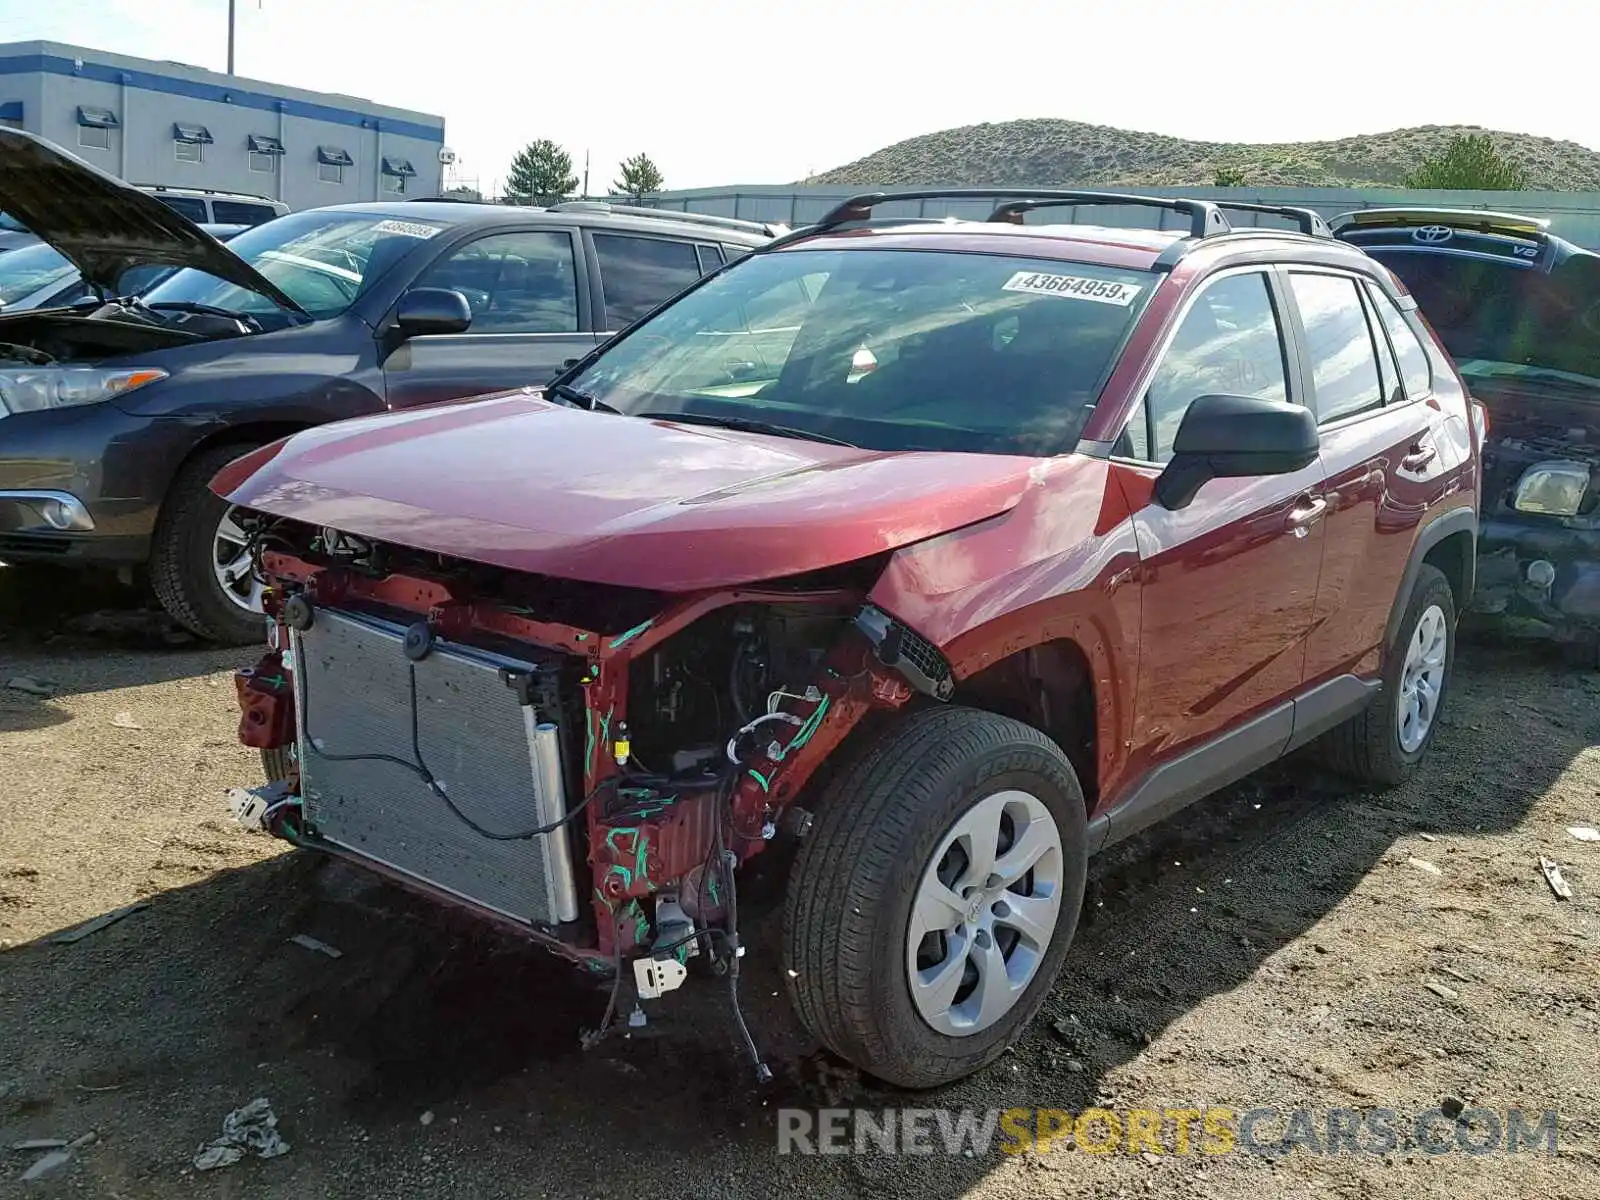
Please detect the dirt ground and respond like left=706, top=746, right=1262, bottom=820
left=2, top=563, right=1597, bottom=1199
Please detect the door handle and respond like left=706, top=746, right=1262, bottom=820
left=1401, top=442, right=1437, bottom=471
left=1286, top=495, right=1328, bottom=537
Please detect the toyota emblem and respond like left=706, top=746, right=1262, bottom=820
left=1412, top=225, right=1455, bottom=244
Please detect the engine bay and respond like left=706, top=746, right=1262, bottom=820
left=228, top=513, right=923, bottom=1075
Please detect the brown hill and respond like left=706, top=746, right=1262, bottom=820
left=805, top=120, right=1600, bottom=191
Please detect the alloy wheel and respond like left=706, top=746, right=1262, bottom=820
left=1398, top=602, right=1448, bottom=753
left=211, top=506, right=265, bottom=615
left=906, top=789, right=1065, bottom=1037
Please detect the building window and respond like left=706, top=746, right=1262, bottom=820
left=75, top=105, right=118, bottom=151
left=173, top=122, right=212, bottom=164
left=316, top=145, right=354, bottom=185
left=247, top=133, right=285, bottom=174
left=0, top=100, right=22, bottom=130
left=381, top=155, right=417, bottom=195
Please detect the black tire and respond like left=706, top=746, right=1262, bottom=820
left=1321, top=563, right=1455, bottom=786
left=783, top=706, right=1089, bottom=1089
left=261, top=745, right=293, bottom=783
left=149, top=443, right=265, bottom=645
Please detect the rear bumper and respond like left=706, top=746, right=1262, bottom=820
left=1473, top=513, right=1600, bottom=638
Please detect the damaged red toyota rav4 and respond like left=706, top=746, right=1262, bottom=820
left=218, top=190, right=1482, bottom=1089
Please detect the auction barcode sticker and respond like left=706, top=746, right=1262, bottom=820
left=370, top=219, right=444, bottom=239
left=1002, top=271, right=1142, bottom=306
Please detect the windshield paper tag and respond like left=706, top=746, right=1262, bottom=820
left=370, top=219, right=442, bottom=239
left=1002, top=271, right=1141, bottom=306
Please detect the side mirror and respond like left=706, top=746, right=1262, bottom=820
left=394, top=287, right=473, bottom=338
left=1155, top=393, right=1319, bottom=510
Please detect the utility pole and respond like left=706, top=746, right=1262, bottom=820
left=582, top=150, right=590, bottom=200
left=227, top=0, right=236, bottom=74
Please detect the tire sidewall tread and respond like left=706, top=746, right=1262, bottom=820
left=784, top=705, right=1089, bottom=1089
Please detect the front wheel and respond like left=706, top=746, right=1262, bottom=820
left=149, top=443, right=268, bottom=645
left=783, top=707, right=1089, bottom=1089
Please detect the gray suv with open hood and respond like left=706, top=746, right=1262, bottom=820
left=0, top=128, right=778, bottom=642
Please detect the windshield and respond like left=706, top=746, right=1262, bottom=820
left=141, top=209, right=449, bottom=320
left=0, top=242, right=76, bottom=307
left=567, top=248, right=1156, bottom=455
left=1367, top=249, right=1600, bottom=388
left=0, top=211, right=26, bottom=233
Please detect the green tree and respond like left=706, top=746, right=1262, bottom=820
left=612, top=153, right=665, bottom=201
left=1213, top=164, right=1249, bottom=188
left=1403, top=134, right=1528, bottom=190
left=505, top=139, right=578, bottom=205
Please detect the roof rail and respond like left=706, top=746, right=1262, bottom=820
left=1330, top=207, right=1550, bottom=239
left=1212, top=201, right=1332, bottom=238
left=136, top=184, right=280, bottom=203
left=546, top=200, right=786, bottom=238
left=813, top=189, right=1231, bottom=240
left=403, top=194, right=488, bottom=204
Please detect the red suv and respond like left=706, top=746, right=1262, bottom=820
left=217, top=189, right=1481, bottom=1089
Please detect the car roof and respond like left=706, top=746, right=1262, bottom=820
left=309, top=199, right=775, bottom=245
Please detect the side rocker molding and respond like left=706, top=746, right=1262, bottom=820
left=1089, top=673, right=1379, bottom=853
left=1382, top=505, right=1477, bottom=654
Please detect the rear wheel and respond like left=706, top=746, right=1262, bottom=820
left=150, top=443, right=267, bottom=645
left=784, top=706, right=1088, bottom=1089
left=1321, top=563, right=1455, bottom=786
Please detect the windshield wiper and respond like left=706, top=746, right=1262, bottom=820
left=636, top=410, right=858, bottom=448
left=545, top=382, right=621, bottom=414
left=141, top=300, right=267, bottom=327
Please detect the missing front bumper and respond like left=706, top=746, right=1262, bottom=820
left=290, top=607, right=582, bottom=929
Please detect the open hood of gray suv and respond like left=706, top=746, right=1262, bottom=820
left=0, top=128, right=304, bottom=313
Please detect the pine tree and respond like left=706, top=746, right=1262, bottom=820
left=612, top=153, right=665, bottom=202
left=505, top=140, right=578, bottom=205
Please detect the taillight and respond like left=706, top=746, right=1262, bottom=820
left=1470, top=398, right=1489, bottom=448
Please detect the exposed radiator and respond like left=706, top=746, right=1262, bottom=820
left=291, top=608, right=579, bottom=927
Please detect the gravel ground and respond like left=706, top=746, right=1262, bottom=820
left=2, top=564, right=1598, bottom=1198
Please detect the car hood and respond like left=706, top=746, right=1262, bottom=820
left=213, top=391, right=1044, bottom=592
left=0, top=128, right=302, bottom=311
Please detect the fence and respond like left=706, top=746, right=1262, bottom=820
left=639, top=184, right=1600, bottom=247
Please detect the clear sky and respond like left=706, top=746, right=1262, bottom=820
left=1, top=0, right=1592, bottom=192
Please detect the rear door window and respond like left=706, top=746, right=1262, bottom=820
left=212, top=200, right=280, bottom=226
left=154, top=195, right=208, bottom=222
left=1365, top=285, right=1432, bottom=398
left=1288, top=272, right=1385, bottom=424
left=695, top=244, right=724, bottom=276
left=592, top=234, right=703, bottom=328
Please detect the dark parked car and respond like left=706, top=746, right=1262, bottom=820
left=0, top=224, right=246, bottom=311
left=219, top=189, right=1480, bottom=1088
left=1336, top=208, right=1600, bottom=660
left=0, top=128, right=779, bottom=642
